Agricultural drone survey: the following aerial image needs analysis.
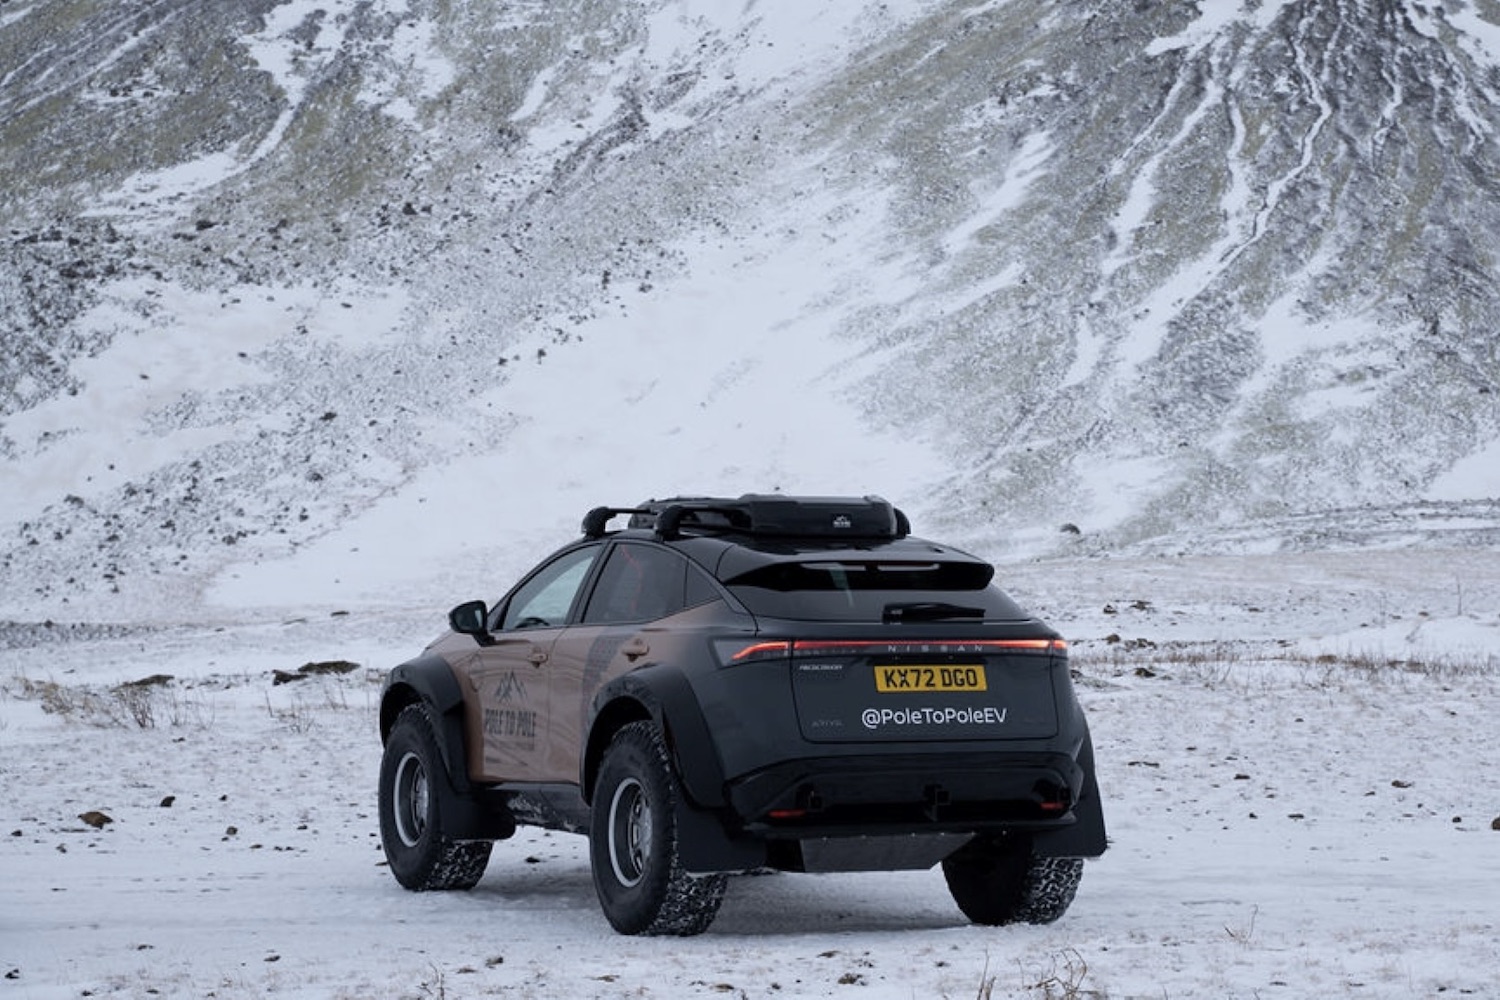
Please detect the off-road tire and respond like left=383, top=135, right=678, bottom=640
left=589, top=721, right=727, bottom=936
left=379, top=703, right=492, bottom=890
left=942, top=836, right=1083, bottom=925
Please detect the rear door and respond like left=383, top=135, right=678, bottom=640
left=540, top=541, right=704, bottom=781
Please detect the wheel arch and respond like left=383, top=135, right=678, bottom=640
left=582, top=695, right=654, bottom=806
left=379, top=655, right=471, bottom=794
left=380, top=655, right=518, bottom=842
left=582, top=665, right=727, bottom=810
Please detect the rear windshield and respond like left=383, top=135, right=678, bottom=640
left=724, top=559, right=1029, bottom=622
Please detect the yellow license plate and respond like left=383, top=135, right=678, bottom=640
left=873, top=664, right=988, bottom=693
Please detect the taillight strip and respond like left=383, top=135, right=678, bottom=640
left=791, top=638, right=1065, bottom=654
left=724, top=637, right=1065, bottom=664
left=729, top=640, right=793, bottom=662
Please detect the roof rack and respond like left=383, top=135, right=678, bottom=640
left=620, top=494, right=911, bottom=542
left=580, top=506, right=651, bottom=539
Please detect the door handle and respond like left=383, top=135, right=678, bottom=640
left=528, top=648, right=548, bottom=666
left=621, top=637, right=649, bottom=661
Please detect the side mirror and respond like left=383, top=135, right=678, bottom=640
left=448, top=600, right=491, bottom=637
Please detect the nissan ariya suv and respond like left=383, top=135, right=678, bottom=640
left=377, top=494, right=1106, bottom=935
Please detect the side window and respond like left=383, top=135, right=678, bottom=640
left=582, top=543, right=689, bottom=625
left=499, top=545, right=601, bottom=631
left=685, top=563, right=721, bottom=609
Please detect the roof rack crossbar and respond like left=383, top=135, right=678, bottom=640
left=581, top=506, right=652, bottom=539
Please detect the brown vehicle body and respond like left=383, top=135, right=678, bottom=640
left=440, top=604, right=725, bottom=789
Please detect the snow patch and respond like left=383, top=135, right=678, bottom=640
left=1426, top=437, right=1500, bottom=501
left=1146, top=0, right=1296, bottom=56
left=0, top=280, right=409, bottom=527
left=206, top=183, right=949, bottom=610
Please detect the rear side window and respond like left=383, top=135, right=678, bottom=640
left=582, top=542, right=721, bottom=624
left=725, top=559, right=1028, bottom=622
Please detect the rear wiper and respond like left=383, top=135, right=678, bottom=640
left=883, top=602, right=987, bottom=623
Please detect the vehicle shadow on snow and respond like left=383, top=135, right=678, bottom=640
left=466, top=862, right=598, bottom=912
left=710, top=871, right=969, bottom=935
left=469, top=860, right=966, bottom=935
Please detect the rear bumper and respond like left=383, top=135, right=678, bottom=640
left=673, top=746, right=1105, bottom=874
left=651, top=657, right=1109, bottom=872
left=726, top=750, right=1085, bottom=836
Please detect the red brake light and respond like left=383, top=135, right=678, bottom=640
left=715, top=640, right=792, bottom=665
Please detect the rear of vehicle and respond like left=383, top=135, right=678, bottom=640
left=634, top=496, right=1106, bottom=924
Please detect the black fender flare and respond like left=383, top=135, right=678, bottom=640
left=585, top=664, right=765, bottom=873
left=380, top=654, right=473, bottom=795
left=380, top=654, right=515, bottom=841
left=1033, top=727, right=1108, bottom=858
left=583, top=663, right=726, bottom=809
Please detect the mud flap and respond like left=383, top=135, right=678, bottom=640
left=674, top=796, right=766, bottom=874
left=1033, top=733, right=1107, bottom=858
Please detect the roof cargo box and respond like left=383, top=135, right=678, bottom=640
left=639, top=494, right=910, bottom=541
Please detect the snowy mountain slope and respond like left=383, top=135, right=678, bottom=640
left=3, top=0, right=1500, bottom=619
left=3, top=6, right=1499, bottom=996
left=819, top=0, right=1500, bottom=551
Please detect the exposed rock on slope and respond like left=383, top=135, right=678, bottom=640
left=2, top=0, right=1498, bottom=615
left=819, top=1, right=1500, bottom=550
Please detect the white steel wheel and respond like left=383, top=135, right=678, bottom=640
left=391, top=750, right=430, bottom=848
left=606, top=776, right=653, bottom=888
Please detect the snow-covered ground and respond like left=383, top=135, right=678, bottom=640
left=4, top=1, right=1500, bottom=996
left=4, top=547, right=1497, bottom=1000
